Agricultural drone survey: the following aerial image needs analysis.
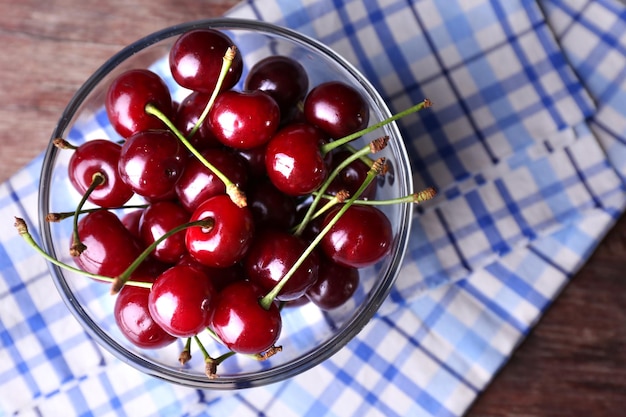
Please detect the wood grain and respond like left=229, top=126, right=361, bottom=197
left=0, top=0, right=239, bottom=182
left=1, top=0, right=625, bottom=415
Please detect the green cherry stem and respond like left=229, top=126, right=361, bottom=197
left=193, top=335, right=236, bottom=379
left=46, top=204, right=149, bottom=222
left=110, top=217, right=215, bottom=294
left=179, top=338, right=192, bottom=365
left=187, top=46, right=236, bottom=140
left=144, top=103, right=247, bottom=208
left=259, top=157, right=387, bottom=310
left=313, top=186, right=438, bottom=206
left=293, top=136, right=388, bottom=237
left=70, top=172, right=105, bottom=257
left=13, top=217, right=151, bottom=288
left=319, top=98, right=432, bottom=156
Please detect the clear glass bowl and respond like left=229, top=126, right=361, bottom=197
left=38, top=18, right=414, bottom=389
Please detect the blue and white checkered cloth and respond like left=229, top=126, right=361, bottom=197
left=2, top=0, right=626, bottom=415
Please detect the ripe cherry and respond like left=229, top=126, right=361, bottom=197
left=247, top=179, right=297, bottom=230
left=105, top=69, right=173, bottom=138
left=148, top=265, right=216, bottom=338
left=303, top=80, right=369, bottom=139
left=306, top=257, right=359, bottom=310
left=139, top=201, right=190, bottom=263
left=320, top=204, right=392, bottom=268
left=185, top=194, right=255, bottom=268
left=175, top=91, right=221, bottom=150
left=244, top=228, right=319, bottom=301
left=74, top=209, right=143, bottom=277
left=174, top=147, right=249, bottom=213
left=264, top=122, right=329, bottom=196
left=169, top=29, right=243, bottom=94
left=208, top=90, right=280, bottom=149
left=244, top=55, right=308, bottom=118
left=210, top=280, right=282, bottom=354
left=68, top=139, right=134, bottom=208
left=118, top=129, right=187, bottom=200
left=114, top=284, right=177, bottom=349
left=326, top=149, right=377, bottom=200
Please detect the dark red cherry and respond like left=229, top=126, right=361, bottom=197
left=105, top=69, right=173, bottom=138
left=320, top=204, right=392, bottom=268
left=244, top=228, right=319, bottom=301
left=247, top=179, right=297, bottom=230
left=68, top=139, right=134, bottom=208
left=210, top=280, right=282, bottom=354
left=118, top=129, right=186, bottom=200
left=208, top=90, right=280, bottom=149
left=175, top=91, right=221, bottom=150
left=121, top=209, right=144, bottom=239
left=176, top=253, right=244, bottom=292
left=264, top=122, right=329, bottom=196
left=306, top=257, right=359, bottom=310
left=139, top=201, right=190, bottom=263
left=174, top=147, right=249, bottom=213
left=169, top=29, right=243, bottom=94
left=185, top=194, right=255, bottom=268
left=303, top=81, right=369, bottom=139
left=236, top=144, right=267, bottom=177
left=244, top=55, right=309, bottom=117
left=74, top=209, right=143, bottom=277
left=114, top=284, right=177, bottom=349
left=326, top=149, right=377, bottom=200
left=148, top=265, right=215, bottom=338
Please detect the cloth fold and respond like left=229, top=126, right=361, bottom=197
left=1, top=0, right=625, bottom=416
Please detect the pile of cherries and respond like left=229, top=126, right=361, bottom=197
left=36, top=28, right=432, bottom=377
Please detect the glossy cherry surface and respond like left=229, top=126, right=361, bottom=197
left=303, top=80, right=369, bottom=139
left=118, top=129, right=187, bottom=200
left=175, top=91, right=221, bottom=150
left=306, top=257, right=359, bottom=310
left=74, top=209, right=143, bottom=277
left=244, top=55, right=309, bottom=117
left=185, top=194, right=255, bottom=268
left=169, top=29, right=243, bottom=94
left=208, top=90, right=280, bottom=149
left=105, top=69, right=173, bottom=138
left=264, top=122, right=329, bottom=196
left=244, top=228, right=319, bottom=301
left=148, top=265, right=216, bottom=338
left=139, top=201, right=190, bottom=263
left=320, top=204, right=392, bottom=268
left=174, top=147, right=249, bottom=213
left=114, top=284, right=177, bottom=349
left=210, top=280, right=282, bottom=354
left=68, top=139, right=134, bottom=208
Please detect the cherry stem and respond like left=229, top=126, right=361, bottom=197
left=293, top=137, right=388, bottom=236
left=144, top=103, right=247, bottom=208
left=314, top=186, right=438, bottom=206
left=110, top=217, right=215, bottom=294
left=320, top=98, right=432, bottom=156
left=13, top=217, right=152, bottom=288
left=187, top=46, right=236, bottom=140
left=46, top=204, right=149, bottom=222
left=53, top=138, right=78, bottom=150
left=193, top=335, right=235, bottom=379
left=179, top=338, right=192, bottom=365
left=70, top=172, right=105, bottom=257
left=259, top=157, right=387, bottom=310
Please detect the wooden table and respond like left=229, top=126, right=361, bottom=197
left=2, top=0, right=624, bottom=415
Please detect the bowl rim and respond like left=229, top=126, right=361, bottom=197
left=38, top=17, right=415, bottom=389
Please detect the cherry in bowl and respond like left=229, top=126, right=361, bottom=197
left=38, top=18, right=415, bottom=390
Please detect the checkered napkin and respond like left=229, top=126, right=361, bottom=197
left=2, top=0, right=626, bottom=416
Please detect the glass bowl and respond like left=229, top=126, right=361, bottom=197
left=38, top=18, right=414, bottom=389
